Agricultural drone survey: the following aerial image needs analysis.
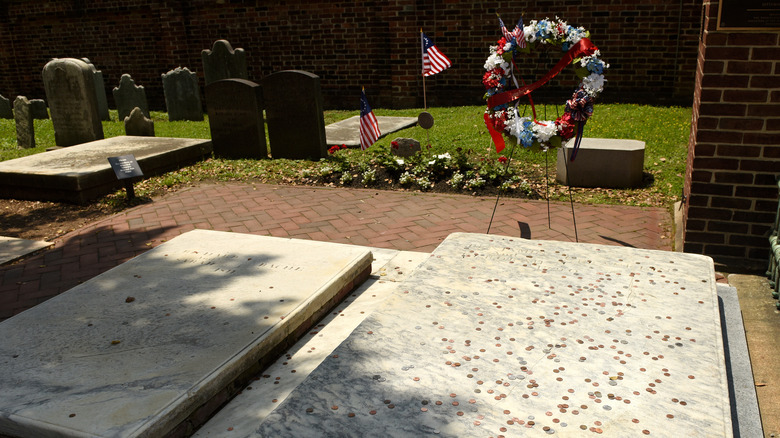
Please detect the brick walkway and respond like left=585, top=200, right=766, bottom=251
left=0, top=183, right=672, bottom=320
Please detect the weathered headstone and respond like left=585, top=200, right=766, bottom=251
left=42, top=58, right=104, bottom=146
left=112, top=74, right=149, bottom=121
left=29, top=99, right=49, bottom=119
left=390, top=137, right=421, bottom=157
left=263, top=70, right=327, bottom=160
left=205, top=79, right=267, bottom=159
left=0, top=94, right=11, bottom=119
left=81, top=58, right=111, bottom=121
left=161, top=66, right=203, bottom=121
left=13, top=96, right=34, bottom=149
left=201, top=39, right=248, bottom=86
left=124, top=107, right=155, bottom=137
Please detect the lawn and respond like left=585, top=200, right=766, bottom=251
left=0, top=104, right=691, bottom=209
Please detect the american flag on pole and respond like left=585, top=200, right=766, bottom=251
left=359, top=89, right=380, bottom=150
left=421, top=31, right=452, bottom=77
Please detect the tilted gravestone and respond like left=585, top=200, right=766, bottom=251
left=205, top=79, right=267, bottom=159
left=201, top=40, right=248, bottom=86
left=124, top=107, right=155, bottom=137
left=112, top=74, right=149, bottom=121
left=81, top=58, right=111, bottom=121
left=30, top=99, right=49, bottom=119
left=263, top=70, right=327, bottom=160
left=42, top=58, right=104, bottom=146
left=0, top=94, right=11, bottom=119
left=162, top=67, right=203, bottom=121
left=13, top=96, right=34, bottom=149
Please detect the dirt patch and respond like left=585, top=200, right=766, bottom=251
left=0, top=198, right=116, bottom=242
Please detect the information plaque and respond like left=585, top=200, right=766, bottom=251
left=107, top=154, right=143, bottom=199
left=719, top=0, right=780, bottom=29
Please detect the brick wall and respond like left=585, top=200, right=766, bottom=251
left=0, top=0, right=701, bottom=110
left=683, top=0, right=780, bottom=270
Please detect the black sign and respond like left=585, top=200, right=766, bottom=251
left=107, top=155, right=144, bottom=180
left=719, top=0, right=780, bottom=29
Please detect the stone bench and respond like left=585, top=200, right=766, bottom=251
left=556, top=137, right=645, bottom=188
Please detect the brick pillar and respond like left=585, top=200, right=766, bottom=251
left=683, top=0, right=780, bottom=270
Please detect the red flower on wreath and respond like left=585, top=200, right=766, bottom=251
left=555, top=112, right=576, bottom=140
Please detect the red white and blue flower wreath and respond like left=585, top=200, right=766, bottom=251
left=483, top=17, right=608, bottom=161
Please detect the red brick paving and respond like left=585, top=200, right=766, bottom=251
left=0, top=183, right=673, bottom=321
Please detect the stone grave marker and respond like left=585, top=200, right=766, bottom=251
left=42, top=58, right=104, bottom=146
left=0, top=230, right=372, bottom=438
left=30, top=99, right=49, bottom=119
left=113, top=74, right=149, bottom=121
left=201, top=39, right=248, bottom=86
left=391, top=137, right=421, bottom=157
left=205, top=78, right=267, bottom=159
left=81, top=58, right=111, bottom=121
left=161, top=66, right=203, bottom=121
left=13, top=96, right=34, bottom=149
left=0, top=94, right=11, bottom=119
left=557, top=138, right=645, bottom=188
left=124, top=107, right=154, bottom=137
left=255, top=233, right=732, bottom=437
left=263, top=70, right=327, bottom=160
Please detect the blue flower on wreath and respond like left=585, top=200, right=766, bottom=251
left=586, top=58, right=604, bottom=74
left=536, top=19, right=551, bottom=40
left=519, top=121, right=535, bottom=147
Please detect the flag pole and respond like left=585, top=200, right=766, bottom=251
left=421, top=29, right=428, bottom=109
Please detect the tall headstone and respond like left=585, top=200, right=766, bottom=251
left=42, top=58, right=104, bottom=147
left=205, top=79, right=267, bottom=159
left=201, top=40, right=248, bottom=86
left=30, top=99, right=49, bottom=119
left=124, top=107, right=154, bottom=137
left=81, top=58, right=111, bottom=121
left=0, top=94, right=11, bottom=119
left=112, top=74, right=149, bottom=121
left=161, top=67, right=203, bottom=121
left=263, top=70, right=327, bottom=160
left=13, top=96, right=34, bottom=149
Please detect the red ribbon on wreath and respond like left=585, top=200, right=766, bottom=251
left=486, top=38, right=598, bottom=110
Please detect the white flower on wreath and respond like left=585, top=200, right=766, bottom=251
left=484, top=53, right=509, bottom=74
left=533, top=121, right=558, bottom=143
left=581, top=73, right=606, bottom=96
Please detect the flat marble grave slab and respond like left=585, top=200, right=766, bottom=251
left=0, top=237, right=51, bottom=265
left=325, top=116, right=417, bottom=147
left=256, top=233, right=732, bottom=437
left=0, top=230, right=372, bottom=438
left=0, top=136, right=212, bottom=203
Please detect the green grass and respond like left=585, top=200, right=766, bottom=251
left=0, top=105, right=691, bottom=208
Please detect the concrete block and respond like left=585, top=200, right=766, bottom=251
left=557, top=138, right=645, bottom=188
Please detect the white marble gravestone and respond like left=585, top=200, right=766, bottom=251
left=256, top=233, right=731, bottom=437
left=0, top=230, right=372, bottom=438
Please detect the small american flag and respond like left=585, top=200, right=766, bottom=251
left=421, top=32, right=452, bottom=77
left=498, top=16, right=525, bottom=48
left=359, top=89, right=380, bottom=150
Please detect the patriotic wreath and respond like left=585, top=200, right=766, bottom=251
left=483, top=17, right=608, bottom=158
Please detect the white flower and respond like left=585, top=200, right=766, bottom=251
left=484, top=53, right=509, bottom=73
left=581, top=73, right=606, bottom=96
left=533, top=121, right=558, bottom=143
left=395, top=158, right=404, bottom=165
left=524, top=23, right=537, bottom=43
left=436, top=153, right=451, bottom=160
left=507, top=115, right=530, bottom=139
